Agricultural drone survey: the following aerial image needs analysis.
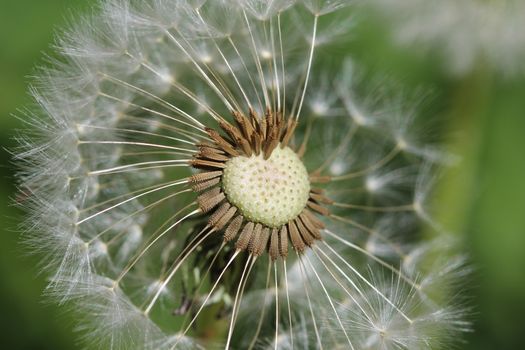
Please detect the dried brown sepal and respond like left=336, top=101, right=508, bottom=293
left=197, top=141, right=224, bottom=152
left=224, top=215, right=243, bottom=242
left=288, top=220, right=306, bottom=253
left=265, top=109, right=273, bottom=131
left=198, top=145, right=225, bottom=155
left=197, top=149, right=230, bottom=162
left=250, top=227, right=270, bottom=257
left=303, top=209, right=325, bottom=229
left=238, top=138, right=253, bottom=157
left=310, top=192, right=334, bottom=204
left=189, top=159, right=227, bottom=170
left=274, top=110, right=283, bottom=126
left=197, top=188, right=225, bottom=213
left=309, top=175, right=332, bottom=183
left=295, top=218, right=316, bottom=246
left=281, top=118, right=298, bottom=147
left=248, top=108, right=259, bottom=128
left=263, top=131, right=280, bottom=160
left=299, top=212, right=322, bottom=240
left=205, top=127, right=239, bottom=156
left=218, top=119, right=244, bottom=145
left=279, top=225, right=289, bottom=258
left=236, top=222, right=254, bottom=251
left=249, top=224, right=263, bottom=252
left=269, top=228, right=280, bottom=261
left=232, top=111, right=254, bottom=142
left=268, top=117, right=281, bottom=141
left=214, top=206, right=237, bottom=230
left=259, top=114, right=268, bottom=140
left=307, top=200, right=331, bottom=216
left=252, top=129, right=262, bottom=155
left=189, top=171, right=223, bottom=184
left=208, top=202, right=231, bottom=227
left=191, top=177, right=220, bottom=192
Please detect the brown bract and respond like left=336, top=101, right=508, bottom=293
left=187, top=109, right=333, bottom=260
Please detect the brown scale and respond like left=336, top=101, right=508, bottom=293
left=188, top=109, right=332, bottom=260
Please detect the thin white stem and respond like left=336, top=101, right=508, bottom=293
left=177, top=241, right=226, bottom=327
left=98, top=150, right=192, bottom=159
left=242, top=9, right=271, bottom=109
left=162, top=29, right=234, bottom=111
left=171, top=250, right=240, bottom=350
left=80, top=178, right=187, bottom=213
left=296, top=251, right=324, bottom=350
left=270, top=17, right=281, bottom=112
left=88, top=163, right=189, bottom=176
left=116, top=206, right=199, bottom=283
left=78, top=140, right=194, bottom=153
left=247, top=259, right=272, bottom=350
left=172, top=27, right=243, bottom=113
left=99, top=73, right=206, bottom=130
left=322, top=241, right=413, bottom=324
left=88, top=159, right=190, bottom=176
left=232, top=256, right=257, bottom=328
left=278, top=12, right=286, bottom=119
left=77, top=179, right=188, bottom=225
left=283, top=260, right=294, bottom=349
left=228, top=37, right=264, bottom=112
left=195, top=10, right=252, bottom=110
left=331, top=202, right=415, bottom=212
left=302, top=254, right=354, bottom=350
left=91, top=188, right=192, bottom=244
left=312, top=246, right=375, bottom=325
left=97, top=91, right=208, bottom=136
left=274, top=262, right=279, bottom=350
left=119, top=115, right=207, bottom=141
left=144, top=227, right=216, bottom=314
left=261, top=20, right=276, bottom=112
left=225, top=256, right=256, bottom=350
left=295, top=15, right=318, bottom=120
left=76, top=123, right=197, bottom=147
left=329, top=215, right=405, bottom=257
left=323, top=229, right=420, bottom=289
left=137, top=58, right=224, bottom=122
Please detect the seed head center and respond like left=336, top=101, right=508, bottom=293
left=222, top=146, right=310, bottom=228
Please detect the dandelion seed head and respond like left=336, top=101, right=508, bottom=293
left=16, top=0, right=470, bottom=348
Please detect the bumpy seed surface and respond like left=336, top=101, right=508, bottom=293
left=222, top=146, right=310, bottom=227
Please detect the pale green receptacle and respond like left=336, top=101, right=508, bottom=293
left=222, top=146, right=310, bottom=228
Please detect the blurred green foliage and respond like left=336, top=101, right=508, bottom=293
left=0, top=1, right=88, bottom=349
left=0, top=1, right=523, bottom=349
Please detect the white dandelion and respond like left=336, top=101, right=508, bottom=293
left=16, top=0, right=469, bottom=349
left=366, top=0, right=525, bottom=76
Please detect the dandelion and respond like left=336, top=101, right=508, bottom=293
left=16, top=0, right=469, bottom=349
left=366, top=0, right=525, bottom=76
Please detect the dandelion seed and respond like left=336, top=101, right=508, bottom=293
left=16, top=0, right=469, bottom=349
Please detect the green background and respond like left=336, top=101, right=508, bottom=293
left=0, top=1, right=523, bottom=349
